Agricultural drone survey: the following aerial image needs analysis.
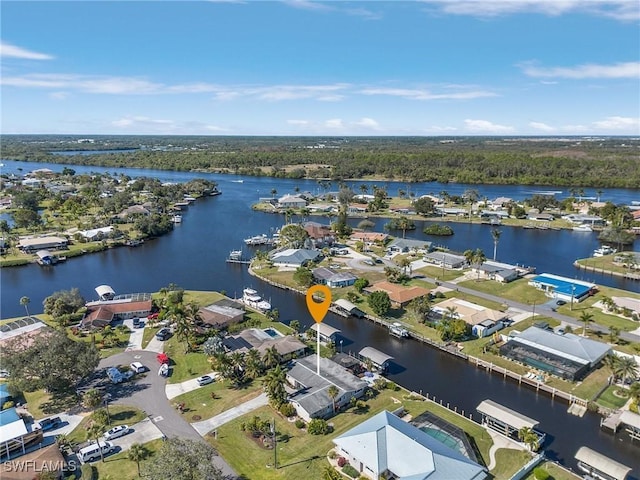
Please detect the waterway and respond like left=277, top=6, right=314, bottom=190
left=1, top=159, right=639, bottom=475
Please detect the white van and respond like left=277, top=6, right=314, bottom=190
left=78, top=441, right=114, bottom=463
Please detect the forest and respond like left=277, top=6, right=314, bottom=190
left=2, top=135, right=639, bottom=188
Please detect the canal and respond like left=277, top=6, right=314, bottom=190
left=1, top=159, right=639, bottom=475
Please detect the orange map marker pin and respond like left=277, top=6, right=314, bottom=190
left=306, top=285, right=332, bottom=323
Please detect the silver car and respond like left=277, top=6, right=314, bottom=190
left=103, top=424, right=130, bottom=440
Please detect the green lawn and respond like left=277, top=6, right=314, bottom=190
left=66, top=406, right=146, bottom=446
left=596, top=385, right=630, bottom=410
left=414, top=264, right=465, bottom=282
left=208, top=388, right=496, bottom=479
left=522, top=461, right=581, bottom=480
left=22, top=389, right=78, bottom=419
left=490, top=448, right=533, bottom=480
left=171, top=378, right=264, bottom=422
left=163, top=337, right=213, bottom=384
left=94, top=438, right=165, bottom=479
left=457, top=278, right=548, bottom=305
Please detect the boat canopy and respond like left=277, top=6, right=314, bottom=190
left=476, top=399, right=538, bottom=430
left=358, top=346, right=394, bottom=367
left=575, top=447, right=631, bottom=480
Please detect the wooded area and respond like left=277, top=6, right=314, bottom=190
left=2, top=135, right=639, bottom=187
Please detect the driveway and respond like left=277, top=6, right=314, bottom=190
left=166, top=372, right=219, bottom=400
left=108, top=417, right=165, bottom=451
left=97, top=351, right=237, bottom=478
left=124, top=319, right=145, bottom=351
left=192, top=393, right=269, bottom=436
left=144, top=336, right=165, bottom=353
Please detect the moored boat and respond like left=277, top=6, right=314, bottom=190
left=389, top=322, right=409, bottom=338
left=593, top=246, right=616, bottom=257
left=572, top=224, right=593, bottom=232
left=242, top=287, right=272, bottom=312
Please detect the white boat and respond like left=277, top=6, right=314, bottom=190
left=389, top=322, right=409, bottom=338
left=244, top=234, right=269, bottom=245
left=229, top=249, right=243, bottom=260
left=593, top=246, right=616, bottom=257
left=172, top=214, right=182, bottom=223
left=242, top=288, right=271, bottom=312
left=231, top=180, right=244, bottom=183
left=572, top=224, right=593, bottom=232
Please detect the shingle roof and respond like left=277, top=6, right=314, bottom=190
left=333, top=410, right=486, bottom=480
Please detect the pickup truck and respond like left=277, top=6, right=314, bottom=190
left=38, top=416, right=63, bottom=431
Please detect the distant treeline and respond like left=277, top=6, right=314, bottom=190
left=2, top=135, right=639, bottom=188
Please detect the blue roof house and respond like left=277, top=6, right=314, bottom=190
left=528, top=274, right=595, bottom=303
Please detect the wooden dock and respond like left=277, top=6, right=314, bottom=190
left=226, top=258, right=251, bottom=265
left=600, top=410, right=623, bottom=432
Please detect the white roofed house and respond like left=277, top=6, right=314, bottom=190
left=312, top=267, right=358, bottom=288
left=277, top=194, right=307, bottom=209
left=286, top=355, right=368, bottom=422
left=333, top=410, right=487, bottom=480
left=309, top=323, right=341, bottom=344
left=18, top=236, right=68, bottom=253
left=270, top=248, right=323, bottom=268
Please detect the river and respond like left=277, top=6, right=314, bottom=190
left=1, top=159, right=639, bottom=475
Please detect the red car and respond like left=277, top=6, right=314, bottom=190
left=157, top=353, right=170, bottom=365
left=147, top=312, right=159, bottom=320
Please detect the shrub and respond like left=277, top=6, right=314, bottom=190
left=373, top=378, right=388, bottom=390
left=279, top=403, right=296, bottom=417
left=533, top=467, right=551, bottom=480
left=328, top=450, right=337, bottom=460
left=337, top=456, right=348, bottom=467
left=2, top=401, right=15, bottom=410
left=295, top=419, right=306, bottom=429
left=80, top=464, right=96, bottom=480
left=342, top=464, right=360, bottom=478
left=307, top=418, right=331, bottom=435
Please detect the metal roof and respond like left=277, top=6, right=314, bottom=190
left=310, top=323, right=340, bottom=337
left=619, top=410, right=640, bottom=430
left=335, top=298, right=358, bottom=312
left=476, top=399, right=538, bottom=430
left=575, top=447, right=631, bottom=480
left=359, top=346, right=394, bottom=367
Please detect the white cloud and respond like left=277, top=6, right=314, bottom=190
left=360, top=86, right=496, bottom=100
left=354, top=117, right=381, bottom=130
left=520, top=61, right=640, bottom=79
left=49, top=91, right=69, bottom=100
left=592, top=116, right=639, bottom=130
left=325, top=119, right=344, bottom=129
left=111, top=115, right=227, bottom=134
left=283, top=0, right=333, bottom=12
left=464, top=119, right=515, bottom=133
left=424, top=125, right=458, bottom=133
left=529, top=121, right=556, bottom=132
left=287, top=119, right=310, bottom=125
left=0, top=42, right=54, bottom=60
left=424, top=1, right=639, bottom=21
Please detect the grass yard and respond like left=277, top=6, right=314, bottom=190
left=522, top=461, right=581, bottom=480
left=164, top=337, right=212, bottom=384
left=596, top=385, right=630, bottom=410
left=208, top=388, right=495, bottom=479
left=94, top=438, right=164, bottom=479
left=66, top=406, right=146, bottom=446
left=414, top=264, right=464, bottom=282
left=22, top=389, right=77, bottom=419
left=490, top=448, right=533, bottom=480
left=457, top=278, right=548, bottom=305
left=171, top=378, right=264, bottom=421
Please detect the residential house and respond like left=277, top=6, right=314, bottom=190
left=528, top=274, right=596, bottom=303
left=491, top=197, right=513, bottom=209
left=472, top=319, right=504, bottom=338
left=223, top=328, right=306, bottom=361
left=364, top=281, right=430, bottom=309
left=303, top=222, right=335, bottom=247
left=270, top=248, right=323, bottom=268
left=277, top=194, right=307, bottom=209
left=562, top=213, right=606, bottom=227
left=431, top=298, right=506, bottom=330
left=386, top=238, right=432, bottom=254
left=18, top=236, right=68, bottom=253
left=423, top=251, right=467, bottom=269
left=198, top=299, right=245, bottom=329
left=287, top=355, right=368, bottom=422
left=312, top=267, right=358, bottom=287
left=309, top=323, right=341, bottom=343
left=78, top=226, right=114, bottom=241
left=471, top=261, right=519, bottom=283
left=350, top=231, right=389, bottom=244
left=333, top=410, right=487, bottom=480
left=527, top=213, right=554, bottom=222
left=82, top=288, right=152, bottom=329
left=347, top=203, right=368, bottom=214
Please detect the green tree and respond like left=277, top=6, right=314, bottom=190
left=86, top=422, right=108, bottom=462
left=289, top=320, right=301, bottom=334
left=19, top=296, right=30, bottom=318
left=142, top=437, right=223, bottom=480
left=579, top=310, right=594, bottom=336
left=263, top=364, right=287, bottom=408
left=279, top=224, right=309, bottom=248
left=43, top=288, right=85, bottom=318
left=262, top=345, right=282, bottom=369
left=353, top=278, right=369, bottom=293
left=327, top=385, right=339, bottom=413
left=128, top=443, right=149, bottom=477
left=518, top=426, right=539, bottom=451
left=490, top=228, right=502, bottom=261
left=293, top=266, right=314, bottom=287
left=414, top=196, right=435, bottom=216
left=368, top=291, right=391, bottom=316
left=614, top=356, right=639, bottom=384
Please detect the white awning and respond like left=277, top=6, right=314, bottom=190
left=575, top=447, right=631, bottom=480
left=95, top=285, right=115, bottom=298
left=335, top=298, right=358, bottom=312
left=619, top=410, right=640, bottom=430
left=359, top=346, right=394, bottom=366
left=476, top=399, right=538, bottom=430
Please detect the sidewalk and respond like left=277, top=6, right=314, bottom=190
left=191, top=392, right=269, bottom=436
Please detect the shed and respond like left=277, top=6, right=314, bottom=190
left=358, top=346, right=394, bottom=371
left=575, top=447, right=631, bottom=480
left=309, top=323, right=340, bottom=343
left=335, top=298, right=365, bottom=318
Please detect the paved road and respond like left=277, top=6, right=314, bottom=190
left=97, top=351, right=237, bottom=478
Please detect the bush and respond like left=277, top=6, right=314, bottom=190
left=2, top=401, right=15, bottom=410
left=337, top=456, right=348, bottom=467
left=80, top=464, right=96, bottom=480
left=342, top=464, right=360, bottom=478
left=295, top=419, right=306, bottom=429
left=328, top=450, right=337, bottom=460
left=533, top=467, right=551, bottom=480
left=307, top=418, right=331, bottom=435
left=279, top=403, right=296, bottom=417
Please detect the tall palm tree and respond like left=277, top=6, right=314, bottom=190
left=397, top=216, right=411, bottom=239
left=614, top=357, right=639, bottom=385
left=263, top=364, right=287, bottom=408
left=263, top=346, right=282, bottom=369
left=490, top=228, right=502, bottom=261
left=174, top=315, right=195, bottom=354
left=518, top=427, right=539, bottom=451
left=602, top=354, right=620, bottom=382
left=20, top=296, right=30, bottom=318
left=579, top=310, right=594, bottom=337
left=86, top=423, right=108, bottom=462
left=289, top=320, right=301, bottom=334
left=128, top=443, right=149, bottom=477
left=245, top=349, right=264, bottom=380
left=327, top=385, right=339, bottom=413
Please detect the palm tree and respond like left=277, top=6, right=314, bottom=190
left=263, top=346, right=282, bottom=369
left=263, top=364, right=287, bottom=408
left=327, top=385, right=339, bottom=413
left=579, top=310, right=594, bottom=336
left=629, top=382, right=640, bottom=403
left=614, top=356, right=639, bottom=385
left=490, top=228, right=501, bottom=261
left=397, top=216, right=411, bottom=239
left=20, top=296, right=30, bottom=318
left=596, top=189, right=603, bottom=203
left=359, top=184, right=368, bottom=195
left=270, top=188, right=277, bottom=198
left=603, top=354, right=620, bottom=382
left=518, top=426, right=539, bottom=451
left=128, top=443, right=149, bottom=477
left=174, top=315, right=195, bottom=354
left=608, top=326, right=620, bottom=344
left=86, top=423, right=107, bottom=462
left=464, top=248, right=486, bottom=281
left=245, top=349, right=264, bottom=380
left=289, top=320, right=301, bottom=334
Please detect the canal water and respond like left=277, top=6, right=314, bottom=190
left=1, top=159, right=639, bottom=475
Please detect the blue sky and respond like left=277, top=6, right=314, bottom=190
left=1, top=1, right=639, bottom=136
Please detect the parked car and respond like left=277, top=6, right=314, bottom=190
left=130, top=362, right=146, bottom=374
left=103, top=425, right=130, bottom=440
left=38, top=416, right=63, bottom=431
left=147, top=312, right=159, bottom=320
left=156, top=328, right=171, bottom=341
left=556, top=299, right=567, bottom=306
left=78, top=441, right=115, bottom=463
left=196, top=375, right=214, bottom=386
left=132, top=317, right=142, bottom=328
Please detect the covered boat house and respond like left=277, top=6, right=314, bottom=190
left=476, top=399, right=545, bottom=450
left=359, top=346, right=394, bottom=372
left=575, top=446, right=631, bottom=480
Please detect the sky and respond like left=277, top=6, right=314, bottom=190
left=1, top=1, right=639, bottom=136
